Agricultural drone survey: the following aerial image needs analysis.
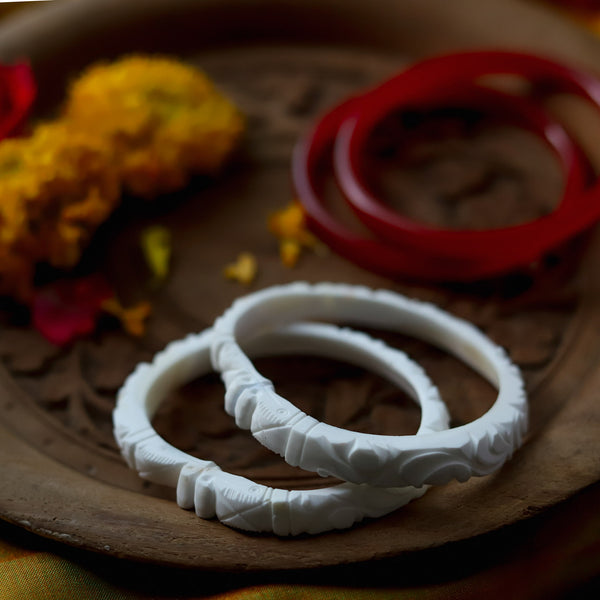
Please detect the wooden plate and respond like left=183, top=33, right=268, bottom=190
left=1, top=0, right=600, bottom=571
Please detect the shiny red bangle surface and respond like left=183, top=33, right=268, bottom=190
left=293, top=56, right=593, bottom=280
left=331, top=51, right=600, bottom=271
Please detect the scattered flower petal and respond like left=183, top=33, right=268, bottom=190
left=223, top=252, right=258, bottom=284
left=140, top=225, right=172, bottom=286
left=268, top=201, right=319, bottom=267
left=280, top=238, right=302, bottom=268
left=268, top=201, right=315, bottom=244
left=101, top=297, right=152, bottom=338
left=31, top=275, right=113, bottom=346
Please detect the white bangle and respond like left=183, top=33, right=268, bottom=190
left=211, top=282, right=528, bottom=488
left=113, top=322, right=449, bottom=535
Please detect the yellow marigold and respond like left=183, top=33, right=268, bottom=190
left=0, top=121, right=120, bottom=299
left=63, top=55, right=245, bottom=198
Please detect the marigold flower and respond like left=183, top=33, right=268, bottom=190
left=63, top=55, right=245, bottom=198
left=0, top=122, right=120, bottom=299
left=0, top=54, right=244, bottom=328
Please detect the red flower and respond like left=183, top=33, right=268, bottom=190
left=0, top=61, right=36, bottom=139
left=31, top=275, right=113, bottom=346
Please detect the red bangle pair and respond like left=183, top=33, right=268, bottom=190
left=292, top=50, right=600, bottom=281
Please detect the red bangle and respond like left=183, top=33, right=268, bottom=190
left=332, top=51, right=600, bottom=272
left=293, top=78, right=587, bottom=280
left=293, top=61, right=586, bottom=281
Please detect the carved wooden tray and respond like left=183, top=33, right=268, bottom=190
left=1, top=0, right=600, bottom=571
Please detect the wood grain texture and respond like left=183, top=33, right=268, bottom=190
left=0, top=0, right=600, bottom=570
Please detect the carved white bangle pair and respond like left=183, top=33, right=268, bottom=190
left=113, top=282, right=527, bottom=535
left=114, top=322, right=449, bottom=535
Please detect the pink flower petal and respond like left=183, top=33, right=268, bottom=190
left=31, top=275, right=114, bottom=346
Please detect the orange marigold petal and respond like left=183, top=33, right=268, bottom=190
left=279, top=239, right=302, bottom=268
left=268, top=202, right=318, bottom=268
left=101, top=297, right=152, bottom=338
